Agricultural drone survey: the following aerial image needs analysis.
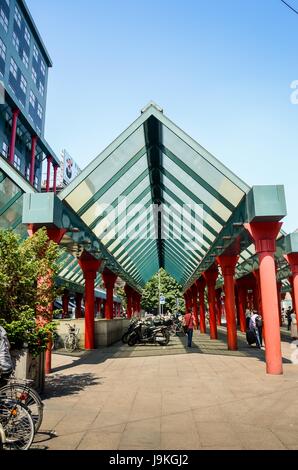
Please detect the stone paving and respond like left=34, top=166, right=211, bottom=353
left=35, top=327, right=298, bottom=450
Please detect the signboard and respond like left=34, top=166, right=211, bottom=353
left=62, top=149, right=81, bottom=185
left=160, top=295, right=166, bottom=305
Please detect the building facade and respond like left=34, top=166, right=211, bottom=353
left=0, top=0, right=59, bottom=191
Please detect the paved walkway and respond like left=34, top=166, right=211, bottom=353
left=36, top=327, right=298, bottom=450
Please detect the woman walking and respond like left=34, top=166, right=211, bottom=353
left=183, top=308, right=197, bottom=348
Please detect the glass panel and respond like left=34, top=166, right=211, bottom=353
left=163, top=193, right=216, bottom=246
left=163, top=175, right=223, bottom=234
left=163, top=154, right=232, bottom=221
left=109, top=209, right=155, bottom=260
left=0, top=177, right=24, bottom=231
left=65, top=125, right=146, bottom=212
left=91, top=179, right=150, bottom=234
left=162, top=208, right=208, bottom=259
left=82, top=154, right=149, bottom=226
left=162, top=124, right=245, bottom=206
left=99, top=191, right=152, bottom=246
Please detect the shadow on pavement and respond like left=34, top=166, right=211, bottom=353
left=42, top=372, right=101, bottom=399
left=50, top=325, right=292, bottom=376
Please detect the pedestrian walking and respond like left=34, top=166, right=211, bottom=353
left=249, top=310, right=262, bottom=349
left=245, top=309, right=251, bottom=329
left=183, top=308, right=196, bottom=348
left=287, top=307, right=292, bottom=331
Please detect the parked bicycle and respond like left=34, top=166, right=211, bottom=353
left=51, top=330, right=62, bottom=350
left=0, top=376, right=44, bottom=432
left=0, top=397, right=35, bottom=450
left=64, top=324, right=80, bottom=353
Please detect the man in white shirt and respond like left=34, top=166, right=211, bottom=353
left=249, top=311, right=262, bottom=349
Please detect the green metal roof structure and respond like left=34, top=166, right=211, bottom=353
left=17, top=103, right=295, bottom=293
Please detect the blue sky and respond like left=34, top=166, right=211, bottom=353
left=27, top=0, right=298, bottom=231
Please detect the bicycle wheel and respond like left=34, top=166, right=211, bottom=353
left=0, top=384, right=43, bottom=432
left=64, top=335, right=76, bottom=353
left=0, top=399, right=34, bottom=450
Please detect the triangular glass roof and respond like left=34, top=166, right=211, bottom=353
left=60, top=103, right=251, bottom=287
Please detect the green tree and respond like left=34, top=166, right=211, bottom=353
left=141, top=268, right=185, bottom=314
left=0, top=228, right=63, bottom=355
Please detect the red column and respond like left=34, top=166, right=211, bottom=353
left=246, top=290, right=252, bottom=311
left=53, top=165, right=58, bottom=193
left=234, top=286, right=240, bottom=327
left=191, top=284, right=199, bottom=329
left=236, top=283, right=248, bottom=333
left=203, top=267, right=218, bottom=340
left=102, top=269, right=117, bottom=320
left=9, top=109, right=20, bottom=164
left=135, top=293, right=142, bottom=316
left=124, top=284, right=133, bottom=318
left=217, top=255, right=238, bottom=351
left=62, top=290, right=69, bottom=318
left=27, top=225, right=66, bottom=375
left=216, top=288, right=222, bottom=326
left=196, top=278, right=206, bottom=333
left=29, top=136, right=37, bottom=186
left=78, top=252, right=101, bottom=349
left=183, top=292, right=188, bottom=310
left=187, top=289, right=193, bottom=310
left=253, top=270, right=263, bottom=315
left=252, top=286, right=258, bottom=311
left=131, top=291, right=137, bottom=317
left=75, top=292, right=83, bottom=319
left=245, top=222, right=283, bottom=375
left=276, top=281, right=283, bottom=327
left=46, top=155, right=53, bottom=192
left=284, top=253, right=298, bottom=324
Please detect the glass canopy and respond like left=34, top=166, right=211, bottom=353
left=60, top=103, right=250, bottom=287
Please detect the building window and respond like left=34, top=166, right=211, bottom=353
left=0, top=9, right=8, bottom=33
left=31, top=67, right=37, bottom=84
left=2, top=142, right=8, bottom=158
left=20, top=75, right=27, bottom=94
left=29, top=90, right=36, bottom=108
left=34, top=175, right=39, bottom=189
left=24, top=27, right=31, bottom=46
left=22, top=50, right=29, bottom=68
left=40, top=60, right=45, bottom=76
left=12, top=32, right=20, bottom=53
left=26, top=163, right=31, bottom=180
left=10, top=58, right=17, bottom=79
left=37, top=102, right=43, bottom=120
left=14, top=6, right=21, bottom=28
left=0, top=38, right=6, bottom=61
left=33, top=44, right=38, bottom=62
left=14, top=154, right=21, bottom=171
left=39, top=81, right=44, bottom=97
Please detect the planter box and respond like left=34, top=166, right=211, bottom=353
left=11, top=348, right=45, bottom=393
